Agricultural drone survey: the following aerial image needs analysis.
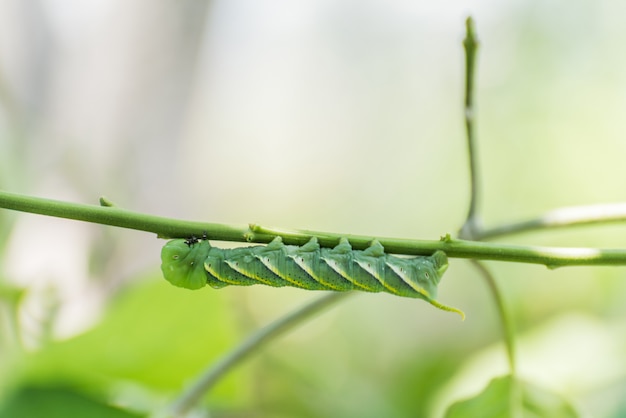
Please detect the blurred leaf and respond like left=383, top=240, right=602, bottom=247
left=0, top=282, right=25, bottom=303
left=20, top=277, right=248, bottom=403
left=389, top=349, right=465, bottom=417
left=445, top=375, right=578, bottom=418
left=0, top=386, right=142, bottom=418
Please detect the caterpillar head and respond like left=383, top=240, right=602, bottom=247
left=160, top=239, right=212, bottom=290
left=430, top=251, right=449, bottom=282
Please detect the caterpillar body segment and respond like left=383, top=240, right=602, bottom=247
left=254, top=238, right=328, bottom=290
left=205, top=248, right=260, bottom=287
left=223, top=250, right=290, bottom=287
left=318, top=240, right=382, bottom=292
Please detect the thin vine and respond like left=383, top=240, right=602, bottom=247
left=470, top=260, right=516, bottom=374
left=2, top=190, right=626, bottom=267
left=476, top=202, right=626, bottom=240
left=459, top=16, right=482, bottom=240
left=457, top=16, right=517, bottom=378
left=459, top=17, right=516, bottom=375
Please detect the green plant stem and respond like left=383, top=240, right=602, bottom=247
left=3, top=190, right=626, bottom=267
left=459, top=16, right=481, bottom=239
left=160, top=292, right=350, bottom=418
left=475, top=202, right=626, bottom=240
left=251, top=225, right=626, bottom=267
left=457, top=17, right=516, bottom=381
left=470, top=261, right=516, bottom=374
left=0, top=190, right=249, bottom=240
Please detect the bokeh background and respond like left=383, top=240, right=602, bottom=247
left=2, top=0, right=626, bottom=417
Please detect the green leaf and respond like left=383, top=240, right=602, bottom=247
left=20, top=277, right=246, bottom=403
left=445, top=375, right=578, bottom=418
left=0, top=386, right=142, bottom=418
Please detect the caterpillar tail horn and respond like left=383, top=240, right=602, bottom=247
left=427, top=299, right=465, bottom=320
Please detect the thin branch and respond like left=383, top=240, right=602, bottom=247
left=457, top=17, right=516, bottom=378
left=475, top=202, right=626, bottom=240
left=459, top=16, right=481, bottom=240
left=470, top=261, right=516, bottom=374
left=4, top=190, right=626, bottom=266
left=0, top=189, right=252, bottom=241
left=251, top=226, right=626, bottom=267
left=160, top=292, right=350, bottom=418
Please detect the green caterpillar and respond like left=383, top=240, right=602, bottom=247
left=160, top=236, right=464, bottom=318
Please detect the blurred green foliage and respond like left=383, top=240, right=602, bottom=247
left=0, top=386, right=142, bottom=418
left=2, top=1, right=626, bottom=417
left=0, top=279, right=248, bottom=416
left=445, top=375, right=578, bottom=418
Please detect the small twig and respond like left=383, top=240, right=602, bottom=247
left=470, top=260, right=516, bottom=374
left=159, top=292, right=351, bottom=418
left=475, top=202, right=626, bottom=240
left=456, top=17, right=518, bottom=378
left=98, top=196, right=116, bottom=207
left=0, top=189, right=252, bottom=241
left=459, top=16, right=481, bottom=240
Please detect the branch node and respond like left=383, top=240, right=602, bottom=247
left=99, top=196, right=116, bottom=207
